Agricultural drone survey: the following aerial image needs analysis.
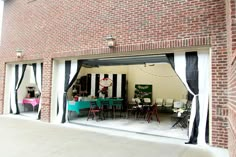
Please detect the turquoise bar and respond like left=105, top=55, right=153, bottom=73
left=67, top=98, right=123, bottom=114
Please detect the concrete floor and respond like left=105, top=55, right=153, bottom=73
left=0, top=115, right=229, bottom=157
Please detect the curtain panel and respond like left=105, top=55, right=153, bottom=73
left=166, top=51, right=209, bottom=145
left=32, top=63, right=43, bottom=120
left=10, top=64, right=27, bottom=114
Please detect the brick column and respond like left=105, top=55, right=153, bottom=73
left=40, top=57, right=53, bottom=122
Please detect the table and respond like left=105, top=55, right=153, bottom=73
left=22, top=98, right=40, bottom=112
left=67, top=98, right=123, bottom=117
left=67, top=100, right=96, bottom=114
left=68, top=98, right=123, bottom=113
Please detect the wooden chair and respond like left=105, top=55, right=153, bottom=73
left=87, top=101, right=104, bottom=121
left=146, top=103, right=160, bottom=123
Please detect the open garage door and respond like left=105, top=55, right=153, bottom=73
left=52, top=51, right=209, bottom=145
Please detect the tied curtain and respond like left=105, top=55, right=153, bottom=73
left=166, top=51, right=209, bottom=145
left=32, top=63, right=43, bottom=120
left=10, top=64, right=27, bottom=114
left=56, top=60, right=83, bottom=123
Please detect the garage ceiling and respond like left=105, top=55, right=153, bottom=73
left=82, top=54, right=169, bottom=67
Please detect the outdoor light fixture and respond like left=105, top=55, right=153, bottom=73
left=16, top=48, right=23, bottom=58
left=105, top=35, right=116, bottom=48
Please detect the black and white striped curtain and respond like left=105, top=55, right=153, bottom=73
left=87, top=74, right=126, bottom=98
left=10, top=64, right=27, bottom=114
left=166, top=51, right=209, bottom=145
left=32, top=63, right=43, bottom=120
left=56, top=60, right=83, bottom=123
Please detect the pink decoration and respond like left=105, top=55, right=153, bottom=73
left=22, top=98, right=40, bottom=107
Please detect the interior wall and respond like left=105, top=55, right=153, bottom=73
left=127, top=63, right=187, bottom=102
left=71, top=63, right=187, bottom=103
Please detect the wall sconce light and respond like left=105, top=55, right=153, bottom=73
left=16, top=48, right=23, bottom=58
left=105, top=35, right=116, bottom=48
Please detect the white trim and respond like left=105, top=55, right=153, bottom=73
left=208, top=47, right=213, bottom=146
left=3, top=64, right=13, bottom=114
left=50, top=60, right=58, bottom=123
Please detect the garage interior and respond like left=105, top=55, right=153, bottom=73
left=66, top=54, right=190, bottom=140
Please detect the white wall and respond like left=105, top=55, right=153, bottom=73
left=127, top=63, right=187, bottom=102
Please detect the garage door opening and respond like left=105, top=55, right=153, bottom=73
left=4, top=63, right=43, bottom=120
left=52, top=51, right=210, bottom=144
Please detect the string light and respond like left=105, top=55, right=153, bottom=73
left=135, top=66, right=178, bottom=78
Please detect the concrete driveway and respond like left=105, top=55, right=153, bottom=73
left=0, top=115, right=228, bottom=157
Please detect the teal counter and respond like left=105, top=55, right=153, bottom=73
left=67, top=98, right=123, bottom=114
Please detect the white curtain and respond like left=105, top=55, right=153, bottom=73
left=35, top=63, right=42, bottom=119
left=10, top=66, right=17, bottom=114
left=174, top=52, right=197, bottom=140
left=55, top=60, right=78, bottom=123
left=197, top=52, right=209, bottom=145
left=64, top=60, right=78, bottom=122
left=10, top=64, right=25, bottom=114
left=56, top=62, right=65, bottom=123
left=174, top=51, right=209, bottom=145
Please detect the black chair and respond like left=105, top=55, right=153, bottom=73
left=99, top=99, right=111, bottom=119
left=171, top=110, right=190, bottom=128
left=112, top=99, right=123, bottom=118
left=126, top=100, right=139, bottom=119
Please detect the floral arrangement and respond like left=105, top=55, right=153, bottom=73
left=98, top=87, right=108, bottom=95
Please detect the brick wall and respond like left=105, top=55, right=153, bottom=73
left=0, top=0, right=228, bottom=148
left=226, top=0, right=236, bottom=156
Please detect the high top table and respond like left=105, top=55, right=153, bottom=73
left=22, top=98, right=40, bottom=112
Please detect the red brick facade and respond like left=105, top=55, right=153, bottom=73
left=0, top=0, right=230, bottom=149
left=226, top=0, right=236, bottom=156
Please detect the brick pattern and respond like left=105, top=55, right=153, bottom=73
left=0, top=0, right=228, bottom=148
left=226, top=0, right=236, bottom=156
left=40, top=57, right=52, bottom=122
